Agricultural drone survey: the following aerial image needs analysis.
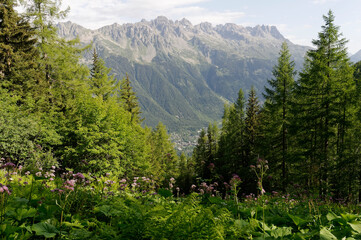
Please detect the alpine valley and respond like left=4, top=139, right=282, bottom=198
left=57, top=17, right=309, bottom=150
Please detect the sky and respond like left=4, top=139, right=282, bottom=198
left=59, top=0, right=361, bottom=54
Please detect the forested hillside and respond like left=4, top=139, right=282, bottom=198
left=3, top=1, right=361, bottom=239
left=192, top=10, right=361, bottom=202
left=56, top=17, right=310, bottom=133
left=0, top=0, right=179, bottom=181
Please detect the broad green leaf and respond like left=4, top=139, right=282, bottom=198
left=288, top=214, right=308, bottom=227
left=341, top=213, right=359, bottom=222
left=62, top=220, right=84, bottom=229
left=327, top=212, right=340, bottom=221
left=320, top=228, right=337, bottom=240
left=95, top=205, right=121, bottom=217
left=32, top=222, right=59, bottom=238
left=348, top=221, right=361, bottom=233
left=269, top=226, right=293, bottom=238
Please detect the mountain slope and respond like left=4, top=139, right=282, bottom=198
left=57, top=17, right=309, bottom=133
left=351, top=49, right=361, bottom=63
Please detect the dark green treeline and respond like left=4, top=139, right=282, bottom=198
left=191, top=10, right=361, bottom=202
left=0, top=0, right=179, bottom=184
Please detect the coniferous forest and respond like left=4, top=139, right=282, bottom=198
left=2, top=0, right=361, bottom=239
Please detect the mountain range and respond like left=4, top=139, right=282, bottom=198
left=57, top=16, right=310, bottom=136
left=351, top=49, right=361, bottom=63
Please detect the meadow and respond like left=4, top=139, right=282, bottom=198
left=1, top=162, right=361, bottom=240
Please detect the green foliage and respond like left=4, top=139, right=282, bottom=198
left=146, top=122, right=179, bottom=183
left=0, top=89, right=60, bottom=167
left=262, top=42, right=296, bottom=190
left=2, top=166, right=361, bottom=239
left=89, top=49, right=118, bottom=101
left=291, top=10, right=355, bottom=196
left=0, top=0, right=39, bottom=97
left=118, top=74, right=142, bottom=123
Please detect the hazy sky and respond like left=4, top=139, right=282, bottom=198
left=60, top=0, right=361, bottom=54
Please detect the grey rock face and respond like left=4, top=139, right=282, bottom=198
left=57, top=17, right=309, bottom=132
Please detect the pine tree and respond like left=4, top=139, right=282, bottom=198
left=263, top=42, right=296, bottom=190
left=193, top=128, right=208, bottom=179
left=118, top=74, right=142, bottom=122
left=0, top=0, right=39, bottom=96
left=147, top=122, right=179, bottom=184
left=19, top=0, right=88, bottom=112
left=243, top=87, right=261, bottom=193
left=217, top=89, right=245, bottom=180
left=292, top=10, right=355, bottom=196
left=89, top=49, right=118, bottom=100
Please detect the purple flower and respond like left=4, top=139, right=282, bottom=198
left=1, top=162, right=15, bottom=169
left=73, top=172, right=85, bottom=180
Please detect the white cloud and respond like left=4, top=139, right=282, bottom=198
left=311, top=0, right=339, bottom=4
left=61, top=0, right=245, bottom=29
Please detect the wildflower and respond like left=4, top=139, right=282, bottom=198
left=170, top=177, right=175, bottom=183
left=35, top=172, right=42, bottom=177
left=120, top=179, right=127, bottom=183
left=105, top=173, right=110, bottom=177
left=66, top=180, right=76, bottom=187
left=51, top=166, right=56, bottom=169
left=63, top=185, right=74, bottom=191
left=191, top=184, right=196, bottom=189
left=261, top=188, right=266, bottom=195
left=105, top=180, right=114, bottom=186
left=49, top=178, right=54, bottom=181
left=73, top=172, right=85, bottom=180
left=0, top=184, right=11, bottom=195
left=250, top=165, right=255, bottom=169
left=18, top=165, right=23, bottom=170
left=38, top=167, right=43, bottom=171
left=24, top=182, right=28, bottom=185
left=230, top=174, right=242, bottom=186
left=1, top=162, right=15, bottom=169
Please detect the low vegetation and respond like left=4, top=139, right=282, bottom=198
left=2, top=164, right=361, bottom=239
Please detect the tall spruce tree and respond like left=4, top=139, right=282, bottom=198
left=193, top=128, right=208, bottom=179
left=0, top=0, right=39, bottom=96
left=263, top=42, right=296, bottom=190
left=147, top=122, right=179, bottom=183
left=243, top=87, right=261, bottom=193
left=118, top=74, right=142, bottom=122
left=217, top=89, right=245, bottom=180
left=89, top=49, right=118, bottom=100
left=19, top=0, right=88, bottom=112
left=292, top=10, right=355, bottom=197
